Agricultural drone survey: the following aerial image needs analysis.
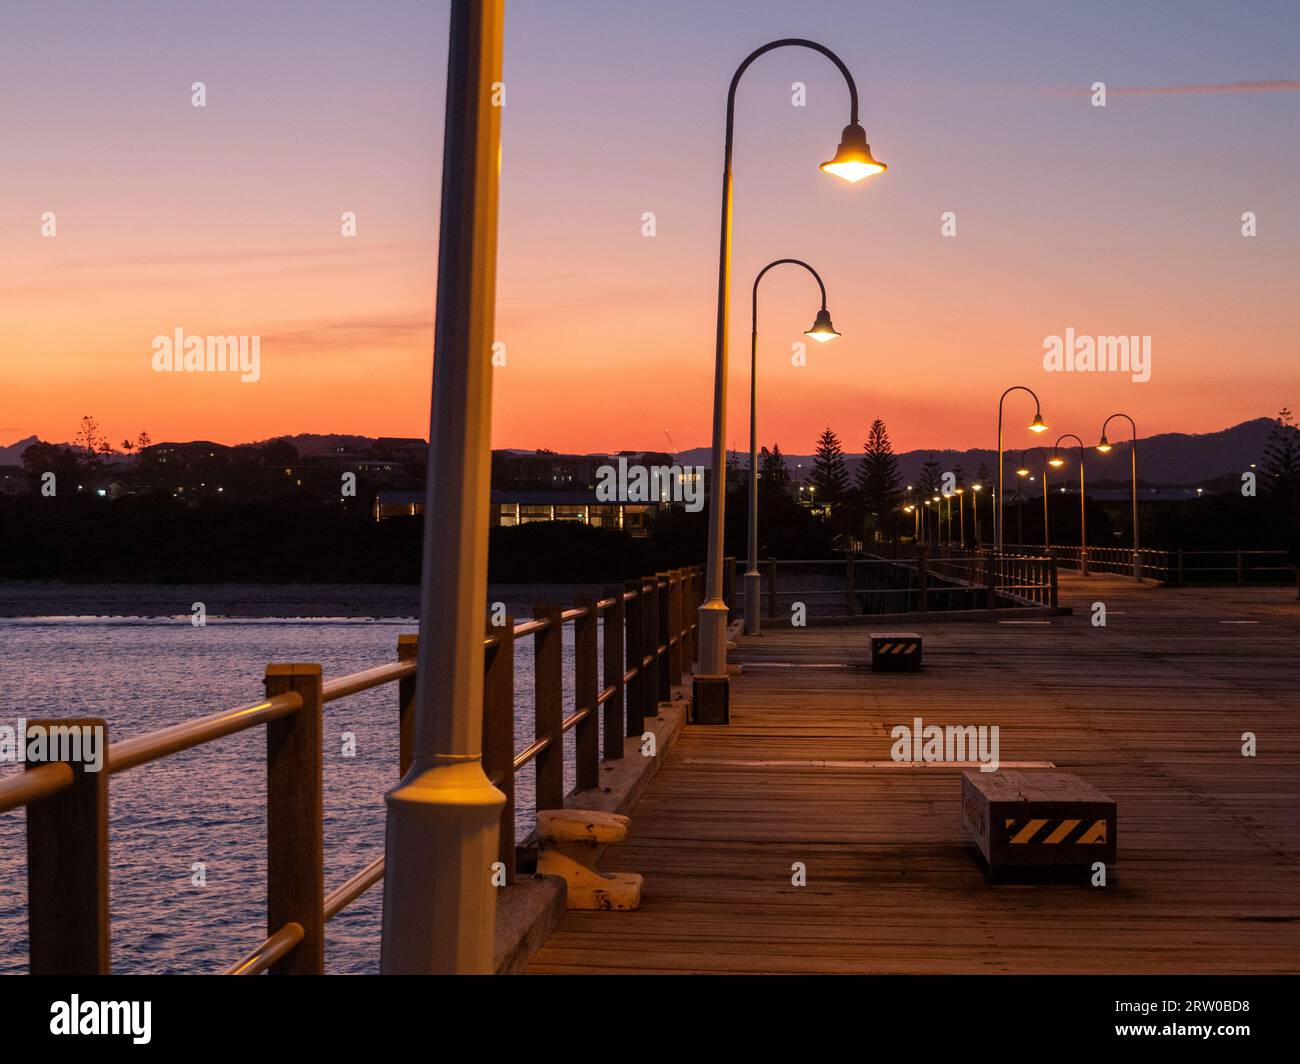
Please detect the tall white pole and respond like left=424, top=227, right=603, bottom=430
left=380, top=0, right=506, bottom=974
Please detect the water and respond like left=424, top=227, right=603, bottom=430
left=0, top=586, right=600, bottom=974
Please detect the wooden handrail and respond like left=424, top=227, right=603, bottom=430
left=4, top=563, right=706, bottom=976
left=109, top=692, right=304, bottom=775
left=224, top=922, right=306, bottom=976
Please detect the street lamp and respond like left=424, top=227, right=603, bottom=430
left=745, top=259, right=838, bottom=637
left=955, top=486, right=965, bottom=548
left=1050, top=433, right=1089, bottom=575
left=381, top=0, right=507, bottom=974
left=995, top=386, right=1047, bottom=552
left=1098, top=412, right=1140, bottom=580
left=1023, top=446, right=1051, bottom=552
left=698, top=38, right=883, bottom=721
left=972, top=483, right=983, bottom=546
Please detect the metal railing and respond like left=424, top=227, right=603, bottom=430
left=1002, top=544, right=1293, bottom=585
left=731, top=552, right=1058, bottom=618
left=0, top=565, right=703, bottom=975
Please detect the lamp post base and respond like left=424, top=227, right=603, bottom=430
left=380, top=756, right=506, bottom=974
left=743, top=570, right=761, bottom=636
left=691, top=674, right=731, bottom=725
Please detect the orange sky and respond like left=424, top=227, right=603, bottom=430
left=2, top=1, right=1296, bottom=457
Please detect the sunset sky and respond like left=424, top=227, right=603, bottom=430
left=1, top=0, right=1296, bottom=458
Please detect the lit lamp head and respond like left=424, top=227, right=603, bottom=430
left=1028, top=412, right=1049, bottom=433
left=1016, top=466, right=1030, bottom=478
left=973, top=483, right=982, bottom=492
left=804, top=307, right=841, bottom=343
left=820, top=122, right=887, bottom=183
left=1096, top=435, right=1113, bottom=454
left=1048, top=454, right=1065, bottom=468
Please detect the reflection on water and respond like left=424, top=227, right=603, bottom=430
left=0, top=600, right=585, bottom=974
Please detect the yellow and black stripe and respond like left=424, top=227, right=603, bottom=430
left=873, top=641, right=919, bottom=655
left=1004, top=817, right=1108, bottom=846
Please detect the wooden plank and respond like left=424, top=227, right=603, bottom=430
left=26, top=717, right=110, bottom=975
left=528, top=574, right=1300, bottom=974
left=264, top=663, right=324, bottom=975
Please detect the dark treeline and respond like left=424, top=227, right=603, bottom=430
left=3, top=411, right=1297, bottom=582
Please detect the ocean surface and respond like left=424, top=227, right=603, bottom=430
left=0, top=583, right=605, bottom=974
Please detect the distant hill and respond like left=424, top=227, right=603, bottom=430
left=4, top=417, right=1280, bottom=486
left=0, top=436, right=40, bottom=464
left=672, top=418, right=1279, bottom=488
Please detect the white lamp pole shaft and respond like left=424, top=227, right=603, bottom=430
left=380, top=0, right=506, bottom=975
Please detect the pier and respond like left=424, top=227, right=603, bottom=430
left=529, top=572, right=1300, bottom=973
left=5, top=560, right=1298, bottom=974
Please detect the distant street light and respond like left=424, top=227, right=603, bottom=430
left=1023, top=446, right=1051, bottom=552
left=745, top=260, right=838, bottom=637
left=995, top=386, right=1048, bottom=551
left=1050, top=433, right=1089, bottom=575
left=972, top=483, right=983, bottom=546
left=1098, top=413, right=1140, bottom=580
left=699, top=37, right=884, bottom=720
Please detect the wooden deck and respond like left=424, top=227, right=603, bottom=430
left=528, top=573, right=1300, bottom=973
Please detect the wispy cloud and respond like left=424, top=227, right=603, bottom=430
left=1109, top=79, right=1300, bottom=96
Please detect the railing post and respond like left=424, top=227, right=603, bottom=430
left=655, top=573, right=671, bottom=699
left=765, top=558, right=777, bottom=619
left=396, top=634, right=417, bottom=776
left=642, top=575, right=661, bottom=718
left=603, top=589, right=626, bottom=760
left=483, top=619, right=515, bottom=882
left=574, top=598, right=600, bottom=792
left=668, top=569, right=684, bottom=687
left=534, top=604, right=565, bottom=811
left=845, top=557, right=855, bottom=616
left=265, top=663, right=324, bottom=975
left=26, top=716, right=110, bottom=975
left=625, top=581, right=645, bottom=738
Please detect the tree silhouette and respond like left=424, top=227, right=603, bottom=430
left=810, top=428, right=849, bottom=511
left=1262, top=408, right=1300, bottom=510
left=761, top=444, right=791, bottom=494
left=918, top=453, right=942, bottom=495
left=856, top=419, right=902, bottom=537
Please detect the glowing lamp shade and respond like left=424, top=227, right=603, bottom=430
left=804, top=307, right=841, bottom=343
left=1048, top=455, right=1065, bottom=468
left=820, top=123, right=887, bottom=183
left=1097, top=435, right=1113, bottom=453
left=1016, top=467, right=1030, bottom=477
left=1028, top=412, right=1049, bottom=433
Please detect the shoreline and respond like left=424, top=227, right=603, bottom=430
left=0, top=581, right=611, bottom=619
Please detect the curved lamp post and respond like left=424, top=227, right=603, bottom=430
left=698, top=39, right=884, bottom=713
left=1049, top=434, right=1088, bottom=575
left=1000, top=453, right=1027, bottom=546
left=1098, top=412, right=1140, bottom=579
left=745, top=259, right=838, bottom=636
left=995, top=386, right=1048, bottom=552
left=1022, top=446, right=1051, bottom=551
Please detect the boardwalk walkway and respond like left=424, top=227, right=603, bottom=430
left=528, top=574, right=1300, bottom=973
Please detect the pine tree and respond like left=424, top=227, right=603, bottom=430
left=1262, top=408, right=1300, bottom=508
left=856, top=419, right=902, bottom=532
left=918, top=453, right=942, bottom=495
left=761, top=443, right=791, bottom=494
left=810, top=428, right=849, bottom=511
